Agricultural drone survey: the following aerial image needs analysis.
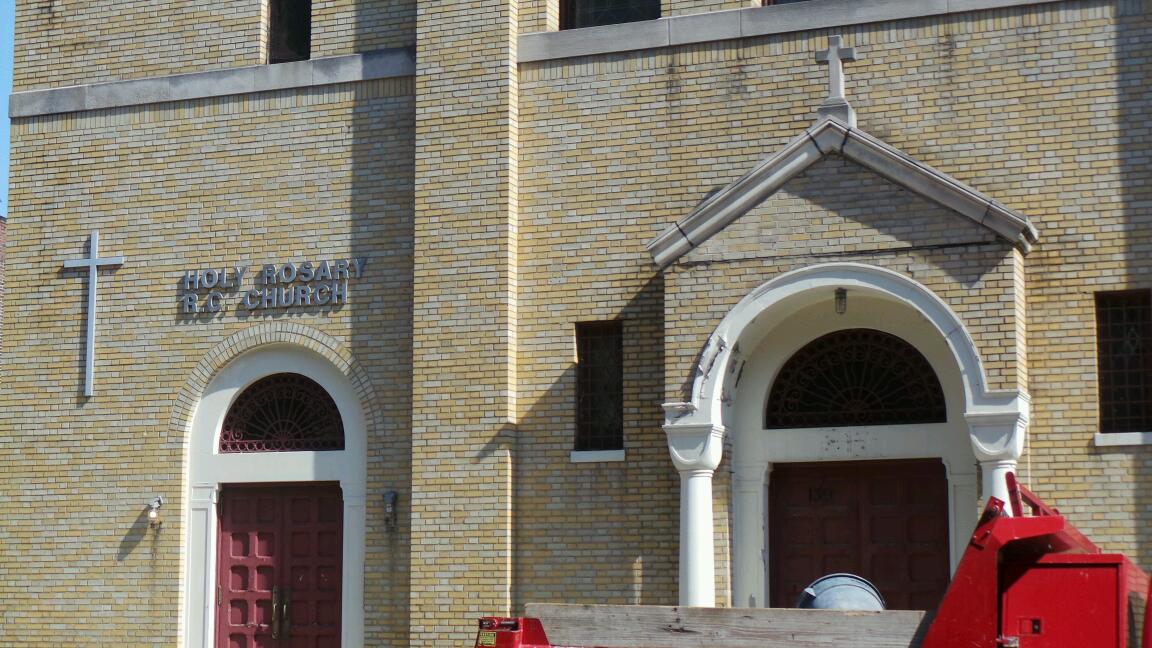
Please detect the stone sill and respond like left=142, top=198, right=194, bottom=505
left=1094, top=432, right=1152, bottom=448
left=10, top=47, right=416, bottom=118
left=570, top=449, right=627, bottom=463
left=519, top=0, right=1066, bottom=63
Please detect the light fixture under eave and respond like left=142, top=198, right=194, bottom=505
left=835, top=288, right=848, bottom=315
left=147, top=496, right=164, bottom=529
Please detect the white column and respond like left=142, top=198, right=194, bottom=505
left=680, top=469, right=717, bottom=607
left=966, top=406, right=1028, bottom=516
left=664, top=421, right=725, bottom=607
left=979, top=459, right=1017, bottom=511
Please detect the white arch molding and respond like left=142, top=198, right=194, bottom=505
left=662, top=263, right=1029, bottom=607
left=183, top=344, right=367, bottom=648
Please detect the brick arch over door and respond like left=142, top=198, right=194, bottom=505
left=169, top=321, right=383, bottom=443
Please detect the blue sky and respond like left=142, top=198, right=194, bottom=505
left=2, top=0, right=13, bottom=218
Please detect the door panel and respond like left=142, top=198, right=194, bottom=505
left=769, top=460, right=949, bottom=610
left=217, top=485, right=343, bottom=648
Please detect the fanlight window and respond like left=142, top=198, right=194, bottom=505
left=765, top=329, right=946, bottom=429
left=220, top=373, right=345, bottom=453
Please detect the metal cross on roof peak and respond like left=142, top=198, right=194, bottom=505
left=815, top=35, right=858, bottom=127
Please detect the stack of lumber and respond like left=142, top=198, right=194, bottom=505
left=524, top=604, right=930, bottom=648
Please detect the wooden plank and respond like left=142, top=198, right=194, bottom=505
left=524, top=604, right=929, bottom=648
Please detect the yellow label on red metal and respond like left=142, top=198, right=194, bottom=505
left=477, top=631, right=497, bottom=646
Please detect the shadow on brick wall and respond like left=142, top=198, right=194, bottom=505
left=510, top=274, right=679, bottom=610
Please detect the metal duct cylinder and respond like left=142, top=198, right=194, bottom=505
left=794, top=573, right=886, bottom=611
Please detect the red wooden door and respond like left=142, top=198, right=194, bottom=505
left=769, top=459, right=950, bottom=610
left=216, top=484, right=343, bottom=648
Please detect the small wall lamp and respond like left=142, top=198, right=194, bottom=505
left=383, top=490, right=399, bottom=532
left=835, top=288, right=848, bottom=315
left=147, top=496, right=164, bottom=529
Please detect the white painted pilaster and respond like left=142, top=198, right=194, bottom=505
left=731, top=466, right=766, bottom=608
left=186, top=483, right=220, bottom=648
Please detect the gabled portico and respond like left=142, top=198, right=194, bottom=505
left=647, top=36, right=1038, bottom=608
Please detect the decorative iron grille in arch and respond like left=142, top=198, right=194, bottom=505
left=765, top=328, right=946, bottom=429
left=220, top=373, right=345, bottom=452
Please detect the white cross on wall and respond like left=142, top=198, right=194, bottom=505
left=62, top=231, right=125, bottom=397
left=815, top=35, right=858, bottom=126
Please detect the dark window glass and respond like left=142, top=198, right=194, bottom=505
left=561, top=0, right=660, bottom=30
left=1096, top=291, right=1152, bottom=433
left=269, top=0, right=311, bottom=63
left=765, top=328, right=946, bottom=428
left=576, top=321, right=624, bottom=451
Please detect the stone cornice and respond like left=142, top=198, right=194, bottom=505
left=647, top=117, right=1040, bottom=268
left=9, top=47, right=416, bottom=118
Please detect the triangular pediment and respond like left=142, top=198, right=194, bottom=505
left=646, top=118, right=1039, bottom=268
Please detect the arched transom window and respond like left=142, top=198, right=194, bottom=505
left=765, top=328, right=946, bottom=429
left=220, top=373, right=345, bottom=452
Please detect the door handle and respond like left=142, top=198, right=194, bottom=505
left=282, top=587, right=292, bottom=639
left=271, top=586, right=282, bottom=639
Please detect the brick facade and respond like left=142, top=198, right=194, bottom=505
left=2, top=0, right=1150, bottom=644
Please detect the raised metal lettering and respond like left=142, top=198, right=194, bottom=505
left=180, top=293, right=198, bottom=314
left=242, top=290, right=260, bottom=310
left=316, top=261, right=332, bottom=281
left=277, top=263, right=297, bottom=284
left=298, top=261, right=314, bottom=282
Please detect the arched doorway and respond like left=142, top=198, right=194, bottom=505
left=215, top=373, right=345, bottom=646
left=729, top=296, right=974, bottom=610
left=762, top=328, right=951, bottom=609
left=184, top=345, right=367, bottom=648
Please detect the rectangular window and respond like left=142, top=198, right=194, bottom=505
left=575, top=321, right=624, bottom=451
left=561, top=0, right=660, bottom=30
left=1096, top=290, right=1152, bottom=433
left=268, top=0, right=312, bottom=64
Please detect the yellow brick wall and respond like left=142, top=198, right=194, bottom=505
left=0, top=78, right=415, bottom=645
left=12, top=0, right=414, bottom=92
left=410, top=0, right=519, bottom=643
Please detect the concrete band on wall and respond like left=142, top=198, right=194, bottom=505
left=10, top=0, right=1085, bottom=119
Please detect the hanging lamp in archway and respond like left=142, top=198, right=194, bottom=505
left=765, top=328, right=946, bottom=428
left=220, top=372, right=345, bottom=452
